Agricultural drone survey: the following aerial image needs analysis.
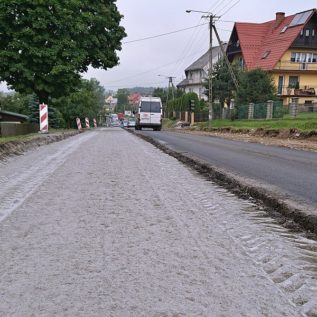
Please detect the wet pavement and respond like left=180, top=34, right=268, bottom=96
left=0, top=128, right=317, bottom=316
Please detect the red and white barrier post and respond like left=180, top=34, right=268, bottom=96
left=85, top=117, right=90, bottom=129
left=93, top=118, right=97, bottom=128
left=76, top=117, right=82, bottom=131
left=39, top=103, right=48, bottom=133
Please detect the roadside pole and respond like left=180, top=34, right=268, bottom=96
left=39, top=103, right=48, bottom=133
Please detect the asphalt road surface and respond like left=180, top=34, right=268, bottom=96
left=137, top=130, right=317, bottom=207
left=1, top=128, right=317, bottom=316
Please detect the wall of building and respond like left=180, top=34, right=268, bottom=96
left=272, top=49, right=317, bottom=105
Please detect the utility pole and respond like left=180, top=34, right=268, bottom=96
left=158, top=75, right=176, bottom=117
left=208, top=15, right=214, bottom=122
left=186, top=10, right=219, bottom=125
left=212, top=25, right=239, bottom=90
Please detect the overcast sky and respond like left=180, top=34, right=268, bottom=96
left=1, top=0, right=316, bottom=93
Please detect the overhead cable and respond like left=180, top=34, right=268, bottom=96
left=123, top=23, right=208, bottom=44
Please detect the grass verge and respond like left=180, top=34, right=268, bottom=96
left=163, top=113, right=317, bottom=132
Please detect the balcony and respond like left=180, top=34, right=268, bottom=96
left=277, top=85, right=316, bottom=96
left=274, top=61, right=317, bottom=71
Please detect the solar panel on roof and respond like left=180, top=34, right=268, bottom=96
left=289, top=10, right=313, bottom=27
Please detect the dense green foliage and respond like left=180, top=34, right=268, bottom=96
left=236, top=68, right=276, bottom=105
left=166, top=92, right=205, bottom=113
left=153, top=87, right=185, bottom=110
left=0, top=92, right=65, bottom=128
left=153, top=87, right=167, bottom=105
left=0, top=92, right=29, bottom=115
left=0, top=78, right=105, bottom=129
left=52, top=79, right=105, bottom=128
left=0, top=1, right=125, bottom=103
left=115, top=88, right=129, bottom=113
left=209, top=59, right=241, bottom=105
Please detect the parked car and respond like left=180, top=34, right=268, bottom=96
left=110, top=120, right=120, bottom=127
left=121, top=120, right=129, bottom=128
left=127, top=119, right=136, bottom=128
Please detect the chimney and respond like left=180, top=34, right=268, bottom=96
left=275, top=12, right=285, bottom=28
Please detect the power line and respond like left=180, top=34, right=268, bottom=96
left=219, top=0, right=241, bottom=17
left=123, top=23, right=208, bottom=44
left=212, top=0, right=229, bottom=13
left=174, top=0, right=233, bottom=78
left=173, top=0, right=232, bottom=78
left=172, top=17, right=206, bottom=76
left=173, top=22, right=208, bottom=76
left=174, top=0, right=238, bottom=78
left=104, top=48, right=207, bottom=85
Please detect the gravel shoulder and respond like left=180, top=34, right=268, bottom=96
left=0, top=130, right=80, bottom=160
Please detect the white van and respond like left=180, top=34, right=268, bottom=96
left=135, top=97, right=162, bottom=131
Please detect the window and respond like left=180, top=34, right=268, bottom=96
left=291, top=52, right=317, bottom=63
left=291, top=52, right=296, bottom=62
left=307, top=53, right=312, bottom=63
left=312, top=29, right=315, bottom=37
left=288, top=76, right=299, bottom=88
left=262, top=50, right=271, bottom=59
left=140, top=101, right=161, bottom=113
left=238, top=57, right=244, bottom=68
left=305, top=29, right=310, bottom=37
left=281, top=25, right=288, bottom=33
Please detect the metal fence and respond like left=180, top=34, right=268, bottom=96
left=236, top=101, right=286, bottom=119
left=167, top=100, right=317, bottom=124
left=194, top=112, right=209, bottom=122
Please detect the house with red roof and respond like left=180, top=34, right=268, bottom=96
left=226, top=9, right=317, bottom=106
left=128, top=92, right=141, bottom=106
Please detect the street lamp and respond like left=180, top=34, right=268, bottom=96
left=186, top=9, right=219, bottom=123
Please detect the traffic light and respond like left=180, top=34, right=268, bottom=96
left=188, top=99, right=195, bottom=112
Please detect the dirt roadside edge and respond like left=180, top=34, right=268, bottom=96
left=130, top=130, right=317, bottom=237
left=0, top=130, right=80, bottom=161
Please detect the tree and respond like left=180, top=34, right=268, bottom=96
left=204, top=58, right=241, bottom=106
left=153, top=87, right=167, bottom=105
left=52, top=78, right=105, bottom=128
left=236, top=68, right=276, bottom=105
left=0, top=92, right=29, bottom=114
left=115, top=88, right=129, bottom=113
left=27, top=94, right=65, bottom=128
left=0, top=1, right=126, bottom=104
left=167, top=92, right=200, bottom=113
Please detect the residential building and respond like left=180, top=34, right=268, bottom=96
left=0, top=109, right=28, bottom=123
left=226, top=9, right=317, bottom=105
left=104, top=95, right=117, bottom=112
left=177, top=45, right=226, bottom=100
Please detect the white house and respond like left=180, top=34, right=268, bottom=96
left=104, top=95, right=118, bottom=112
left=177, top=44, right=227, bottom=100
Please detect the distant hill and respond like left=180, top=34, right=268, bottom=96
left=127, top=87, right=157, bottom=95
